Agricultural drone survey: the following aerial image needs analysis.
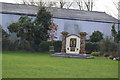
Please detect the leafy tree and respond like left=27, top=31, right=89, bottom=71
left=2, top=29, right=9, bottom=38
left=90, top=31, right=103, bottom=42
left=33, top=7, right=52, bottom=45
left=111, top=23, right=120, bottom=43
left=7, top=7, right=52, bottom=51
left=8, top=15, right=34, bottom=41
left=48, top=23, right=58, bottom=45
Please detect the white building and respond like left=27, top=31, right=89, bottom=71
left=0, top=2, right=119, bottom=40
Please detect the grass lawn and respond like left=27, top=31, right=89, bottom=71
left=2, top=51, right=118, bottom=78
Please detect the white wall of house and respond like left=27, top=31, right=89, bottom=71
left=53, top=18, right=118, bottom=40
left=0, top=13, right=119, bottom=41
left=0, top=13, right=35, bottom=32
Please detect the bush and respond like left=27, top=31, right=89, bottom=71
left=18, top=40, right=33, bottom=51
left=2, top=29, right=11, bottom=51
left=90, top=31, right=103, bottom=42
left=103, top=53, right=109, bottom=57
left=91, top=52, right=100, bottom=56
left=108, top=55, right=114, bottom=59
left=2, top=38, right=11, bottom=51
left=39, top=41, right=51, bottom=52
left=111, top=52, right=119, bottom=57
left=99, top=37, right=117, bottom=53
left=54, top=41, right=62, bottom=52
left=99, top=51, right=104, bottom=56
left=39, top=41, right=62, bottom=52
left=85, top=42, right=100, bottom=54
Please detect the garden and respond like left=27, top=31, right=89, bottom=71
left=1, top=6, right=120, bottom=78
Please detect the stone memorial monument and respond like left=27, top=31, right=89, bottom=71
left=61, top=31, right=86, bottom=54
left=51, top=31, right=93, bottom=59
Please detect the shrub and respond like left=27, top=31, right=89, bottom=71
left=2, top=29, right=11, bottom=51
left=99, top=37, right=117, bottom=53
left=39, top=41, right=51, bottom=52
left=18, top=40, right=33, bottom=51
left=39, top=41, right=62, bottom=52
left=54, top=41, right=62, bottom=52
left=90, top=31, right=103, bottom=42
left=8, top=40, right=18, bottom=51
left=103, top=53, right=109, bottom=57
left=85, top=42, right=100, bottom=54
left=111, top=52, right=119, bottom=57
left=2, top=38, right=11, bottom=51
left=108, top=55, right=114, bottom=59
left=99, top=51, right=104, bottom=56
left=91, top=52, right=100, bottom=56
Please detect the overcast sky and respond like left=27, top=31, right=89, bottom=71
left=0, top=0, right=118, bottom=19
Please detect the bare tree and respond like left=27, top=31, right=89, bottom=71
left=76, top=0, right=84, bottom=10
left=113, top=0, right=120, bottom=19
left=17, top=0, right=49, bottom=7
left=65, top=2, right=73, bottom=9
left=35, top=0, right=46, bottom=7
left=46, top=2, right=57, bottom=7
left=83, top=0, right=94, bottom=11
left=75, top=0, right=94, bottom=11
left=19, top=0, right=37, bottom=6
left=57, top=0, right=67, bottom=8
left=104, top=0, right=119, bottom=19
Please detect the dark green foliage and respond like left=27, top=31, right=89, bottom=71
left=91, top=52, right=100, bottom=56
left=117, top=31, right=120, bottom=41
left=2, top=29, right=9, bottom=38
left=33, top=7, right=52, bottom=44
left=99, top=37, right=117, bottom=53
left=39, top=41, right=51, bottom=52
left=2, top=38, right=11, bottom=51
left=2, top=29, right=10, bottom=51
left=2, top=25, right=9, bottom=38
left=85, top=42, right=100, bottom=54
left=108, top=55, right=114, bottom=59
left=7, top=7, right=53, bottom=51
left=38, top=41, right=62, bottom=52
left=111, top=23, right=120, bottom=43
left=8, top=15, right=34, bottom=41
left=103, top=53, right=109, bottom=57
left=54, top=41, right=62, bottom=52
left=17, top=40, right=33, bottom=51
left=90, top=31, right=103, bottom=42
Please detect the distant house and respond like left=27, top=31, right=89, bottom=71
left=0, top=2, right=119, bottom=40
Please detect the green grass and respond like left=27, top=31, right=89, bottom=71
left=2, top=51, right=118, bottom=78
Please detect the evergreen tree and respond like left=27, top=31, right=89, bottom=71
left=111, top=23, right=120, bottom=43
left=33, top=7, right=52, bottom=45
left=90, top=31, right=103, bottom=42
left=7, top=7, right=53, bottom=51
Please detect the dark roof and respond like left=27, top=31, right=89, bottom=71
left=0, top=2, right=119, bottom=23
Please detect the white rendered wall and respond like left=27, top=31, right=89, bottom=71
left=0, top=13, right=118, bottom=41
left=0, top=14, right=35, bottom=32
left=53, top=18, right=118, bottom=40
